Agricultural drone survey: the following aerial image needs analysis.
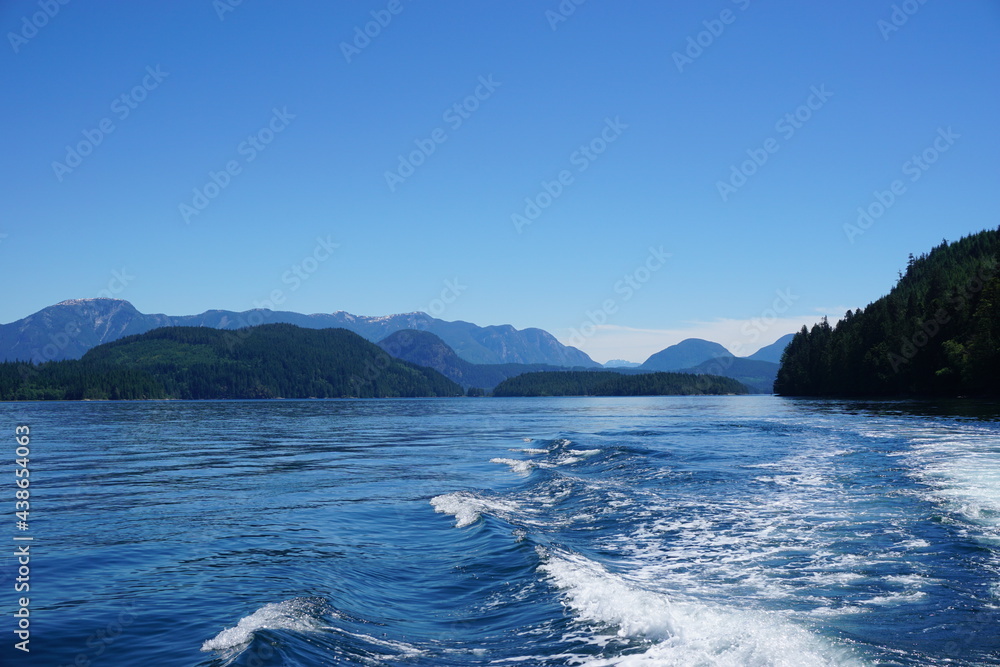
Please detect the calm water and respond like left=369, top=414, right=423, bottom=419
left=1, top=396, right=999, bottom=666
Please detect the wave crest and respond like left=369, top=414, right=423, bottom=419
left=201, top=596, right=330, bottom=653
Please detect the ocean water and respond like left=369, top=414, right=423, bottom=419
left=1, top=396, right=999, bottom=666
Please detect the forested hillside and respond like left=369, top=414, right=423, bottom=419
left=0, top=324, right=463, bottom=400
left=493, top=371, right=748, bottom=397
left=775, top=228, right=1000, bottom=396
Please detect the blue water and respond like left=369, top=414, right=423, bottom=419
left=2, top=396, right=999, bottom=665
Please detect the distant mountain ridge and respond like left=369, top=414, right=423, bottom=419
left=377, top=329, right=590, bottom=390
left=676, top=357, right=779, bottom=394
left=0, top=298, right=598, bottom=368
left=603, top=359, right=641, bottom=368
left=745, top=333, right=795, bottom=364
left=637, top=336, right=790, bottom=394
left=640, top=338, right=733, bottom=372
left=1, top=300, right=797, bottom=391
left=377, top=329, right=784, bottom=394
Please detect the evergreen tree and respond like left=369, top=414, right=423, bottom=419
left=776, top=227, right=1000, bottom=396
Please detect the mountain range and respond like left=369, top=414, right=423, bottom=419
left=376, top=329, right=592, bottom=390
left=375, top=329, right=790, bottom=393
left=0, top=299, right=794, bottom=392
left=0, top=298, right=596, bottom=367
left=0, top=324, right=463, bottom=400
left=639, top=335, right=793, bottom=371
left=635, top=335, right=792, bottom=393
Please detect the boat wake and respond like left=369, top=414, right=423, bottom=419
left=201, top=596, right=330, bottom=653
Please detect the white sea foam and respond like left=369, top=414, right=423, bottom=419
left=430, top=491, right=524, bottom=528
left=431, top=492, right=487, bottom=527
left=897, top=424, right=1000, bottom=539
left=925, top=453, right=1000, bottom=526
left=538, top=550, right=679, bottom=640
left=338, top=628, right=425, bottom=658
left=201, top=597, right=329, bottom=652
left=551, top=449, right=600, bottom=466
left=597, top=433, right=944, bottom=617
left=896, top=538, right=930, bottom=549
left=490, top=457, right=538, bottom=474
left=538, top=550, right=865, bottom=666
left=860, top=590, right=926, bottom=606
left=493, top=444, right=599, bottom=474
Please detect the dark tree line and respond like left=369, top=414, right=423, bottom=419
left=775, top=227, right=1000, bottom=396
left=0, top=324, right=464, bottom=400
left=493, top=370, right=749, bottom=397
left=0, top=360, right=166, bottom=401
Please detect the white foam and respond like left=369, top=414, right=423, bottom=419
left=201, top=597, right=328, bottom=652
left=538, top=550, right=679, bottom=640
left=551, top=449, right=599, bottom=466
left=896, top=539, right=930, bottom=549
left=490, top=457, right=538, bottom=474
left=337, top=628, right=425, bottom=658
left=897, top=424, right=1000, bottom=543
left=430, top=491, right=524, bottom=528
left=862, top=591, right=927, bottom=606
left=539, top=550, right=865, bottom=667
left=925, top=454, right=1000, bottom=526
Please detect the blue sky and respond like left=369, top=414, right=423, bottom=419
left=2, top=1, right=998, bottom=363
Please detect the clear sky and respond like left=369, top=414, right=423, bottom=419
left=2, top=1, right=998, bottom=363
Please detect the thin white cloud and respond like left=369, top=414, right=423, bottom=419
left=560, top=314, right=838, bottom=365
